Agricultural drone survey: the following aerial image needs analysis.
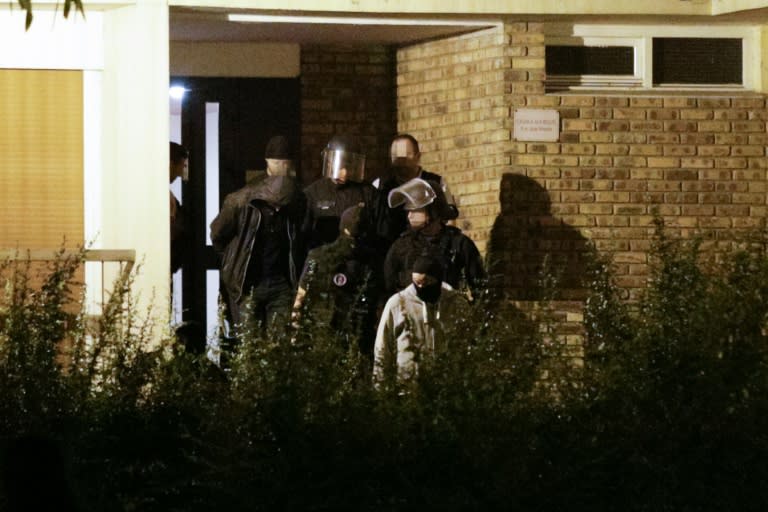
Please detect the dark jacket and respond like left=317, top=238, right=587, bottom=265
left=299, top=237, right=376, bottom=324
left=376, top=169, right=459, bottom=241
left=297, top=235, right=381, bottom=355
left=170, top=193, right=186, bottom=273
left=211, top=180, right=305, bottom=305
left=383, top=225, right=486, bottom=298
left=302, top=178, right=390, bottom=251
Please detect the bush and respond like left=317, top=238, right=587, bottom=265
left=1, top=228, right=768, bottom=511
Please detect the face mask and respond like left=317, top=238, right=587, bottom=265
left=252, top=175, right=296, bottom=206
left=415, top=282, right=441, bottom=303
left=392, top=165, right=417, bottom=183
left=266, top=159, right=295, bottom=177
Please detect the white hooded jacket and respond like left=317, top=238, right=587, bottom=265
left=373, top=282, right=470, bottom=381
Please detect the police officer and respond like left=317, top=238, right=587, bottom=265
left=375, top=133, right=459, bottom=239
left=302, top=135, right=389, bottom=252
left=383, top=178, right=485, bottom=301
left=293, top=204, right=379, bottom=356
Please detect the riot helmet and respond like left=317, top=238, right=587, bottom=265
left=388, top=177, right=435, bottom=210
left=388, top=178, right=453, bottom=222
left=322, top=135, right=366, bottom=184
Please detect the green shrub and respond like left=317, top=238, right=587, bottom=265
left=1, top=228, right=768, bottom=511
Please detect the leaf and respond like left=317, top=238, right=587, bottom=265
left=64, top=0, right=85, bottom=19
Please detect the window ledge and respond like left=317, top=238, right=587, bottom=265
left=546, top=88, right=760, bottom=97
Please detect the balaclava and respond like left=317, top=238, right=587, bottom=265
left=412, top=255, right=443, bottom=303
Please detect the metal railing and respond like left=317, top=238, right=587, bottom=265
left=0, top=248, right=136, bottom=313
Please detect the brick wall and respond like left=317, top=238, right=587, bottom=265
left=396, top=22, right=768, bottom=304
left=300, top=45, right=396, bottom=186
left=395, top=27, right=511, bottom=254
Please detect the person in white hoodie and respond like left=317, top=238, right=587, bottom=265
left=373, top=255, right=470, bottom=382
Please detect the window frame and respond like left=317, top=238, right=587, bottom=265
left=543, top=24, right=757, bottom=93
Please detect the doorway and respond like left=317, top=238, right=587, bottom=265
left=170, top=76, right=301, bottom=341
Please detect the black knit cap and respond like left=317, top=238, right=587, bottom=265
left=265, top=135, right=292, bottom=159
left=412, top=255, right=443, bottom=279
left=339, top=203, right=365, bottom=238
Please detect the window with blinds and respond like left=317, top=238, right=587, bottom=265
left=0, top=69, right=84, bottom=249
left=652, top=37, right=742, bottom=86
left=543, top=25, right=753, bottom=92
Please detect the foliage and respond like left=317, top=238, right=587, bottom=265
left=14, top=0, right=85, bottom=30
left=576, top=221, right=768, bottom=510
left=1, top=227, right=768, bottom=510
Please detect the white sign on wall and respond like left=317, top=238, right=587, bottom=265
left=514, top=109, right=560, bottom=142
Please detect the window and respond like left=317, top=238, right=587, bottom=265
left=544, top=25, right=755, bottom=92
left=652, top=38, right=742, bottom=86
left=545, top=39, right=641, bottom=90
left=546, top=46, right=634, bottom=76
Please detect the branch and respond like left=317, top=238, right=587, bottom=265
left=17, top=0, right=86, bottom=30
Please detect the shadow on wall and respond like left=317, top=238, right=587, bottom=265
left=487, top=173, right=589, bottom=301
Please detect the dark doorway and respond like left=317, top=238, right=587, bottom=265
left=172, top=76, right=301, bottom=335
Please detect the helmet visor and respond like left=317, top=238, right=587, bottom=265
left=322, top=149, right=366, bottom=183
left=387, top=177, right=436, bottom=210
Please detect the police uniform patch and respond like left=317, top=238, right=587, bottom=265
left=332, top=273, right=348, bottom=287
